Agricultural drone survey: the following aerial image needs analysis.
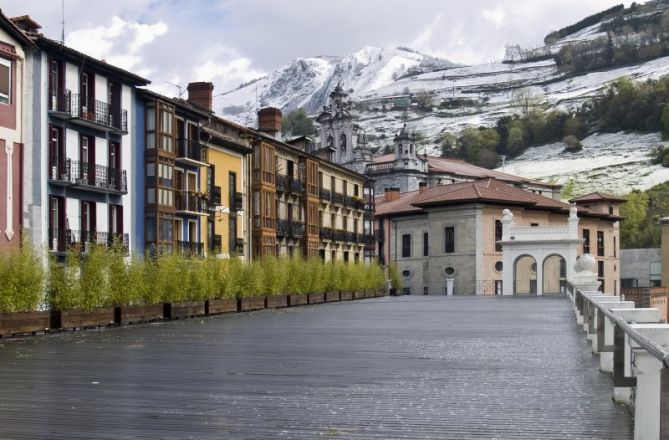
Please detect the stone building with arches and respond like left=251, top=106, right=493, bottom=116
left=374, top=179, right=623, bottom=296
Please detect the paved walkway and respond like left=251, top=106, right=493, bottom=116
left=0, top=296, right=633, bottom=439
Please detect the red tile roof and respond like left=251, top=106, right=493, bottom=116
left=372, top=154, right=558, bottom=188
left=569, top=192, right=626, bottom=203
left=375, top=179, right=620, bottom=221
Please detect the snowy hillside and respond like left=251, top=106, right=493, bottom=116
left=221, top=46, right=455, bottom=125
left=220, top=1, right=669, bottom=192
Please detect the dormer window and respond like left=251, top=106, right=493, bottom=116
left=0, top=58, right=11, bottom=105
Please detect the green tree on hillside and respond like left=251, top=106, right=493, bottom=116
left=282, top=108, right=316, bottom=137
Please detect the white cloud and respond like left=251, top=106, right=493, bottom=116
left=482, top=6, right=507, bottom=27
left=194, top=58, right=265, bottom=92
left=66, top=15, right=167, bottom=70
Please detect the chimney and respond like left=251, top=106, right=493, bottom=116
left=384, top=187, right=400, bottom=202
left=187, top=82, right=214, bottom=111
left=418, top=182, right=428, bottom=193
left=257, top=107, right=282, bottom=139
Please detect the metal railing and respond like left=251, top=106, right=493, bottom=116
left=276, top=219, right=304, bottom=238
left=50, top=159, right=127, bottom=193
left=578, top=291, right=669, bottom=368
left=48, top=228, right=129, bottom=253
left=50, top=90, right=128, bottom=132
left=175, top=191, right=205, bottom=212
left=176, top=139, right=208, bottom=163
left=572, top=287, right=669, bottom=439
left=175, top=240, right=204, bottom=256
left=366, top=161, right=395, bottom=174
left=231, top=192, right=243, bottom=211
left=276, top=175, right=303, bottom=194
left=319, top=187, right=331, bottom=202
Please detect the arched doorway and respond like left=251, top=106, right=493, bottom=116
left=543, top=255, right=566, bottom=295
left=514, top=255, right=537, bottom=295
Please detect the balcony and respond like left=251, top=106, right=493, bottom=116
left=210, top=234, right=222, bottom=252
left=333, top=229, right=347, bottom=242
left=276, top=175, right=304, bottom=195
left=276, top=219, right=305, bottom=238
left=332, top=192, right=346, bottom=206
left=49, top=159, right=127, bottom=194
left=48, top=228, right=129, bottom=253
left=320, top=227, right=333, bottom=241
left=175, top=240, right=204, bottom=256
left=234, top=238, right=244, bottom=255
left=319, top=187, right=331, bottom=203
left=208, top=186, right=222, bottom=207
left=176, top=139, right=208, bottom=165
left=175, top=191, right=205, bottom=213
left=49, top=91, right=128, bottom=133
left=232, top=192, right=243, bottom=212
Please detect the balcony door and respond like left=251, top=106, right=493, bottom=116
left=49, top=126, right=64, bottom=180
left=109, top=205, right=123, bottom=243
left=80, top=71, right=95, bottom=116
left=49, top=196, right=65, bottom=250
left=187, top=171, right=197, bottom=193
left=228, top=172, right=236, bottom=208
left=80, top=201, right=96, bottom=243
left=48, top=59, right=64, bottom=111
left=80, top=135, right=95, bottom=184
left=109, top=141, right=121, bottom=189
left=108, top=81, right=121, bottom=126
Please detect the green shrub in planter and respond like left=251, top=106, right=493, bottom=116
left=368, top=263, right=386, bottom=291
left=389, top=263, right=403, bottom=292
left=221, top=258, right=242, bottom=299
left=108, top=246, right=152, bottom=307
left=191, top=254, right=219, bottom=301
left=285, top=256, right=310, bottom=295
left=263, top=256, right=288, bottom=296
left=0, top=243, right=45, bottom=314
left=237, top=260, right=264, bottom=298
left=306, top=259, right=327, bottom=294
left=156, top=252, right=192, bottom=303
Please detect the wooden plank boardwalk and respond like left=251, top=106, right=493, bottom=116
left=0, top=296, right=633, bottom=439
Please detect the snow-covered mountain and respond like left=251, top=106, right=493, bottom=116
left=221, top=46, right=456, bottom=124
left=222, top=2, right=669, bottom=193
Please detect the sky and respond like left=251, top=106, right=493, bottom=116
left=3, top=0, right=624, bottom=97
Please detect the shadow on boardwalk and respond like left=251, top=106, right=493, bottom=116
left=0, top=296, right=633, bottom=439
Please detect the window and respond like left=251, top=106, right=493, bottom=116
left=423, top=232, right=429, bottom=257
left=495, top=261, right=503, bottom=272
left=650, top=262, right=661, bottom=287
left=229, top=172, right=237, bottom=209
left=354, top=184, right=359, bottom=197
left=597, top=231, right=604, bottom=256
left=495, top=220, right=503, bottom=252
left=445, top=267, right=455, bottom=276
left=0, top=58, right=10, bottom=105
left=229, top=216, right=237, bottom=253
left=444, top=227, right=455, bottom=253
left=530, top=223, right=539, bottom=227
left=598, top=261, right=605, bottom=292
left=402, top=234, right=411, bottom=258
left=613, top=236, right=617, bottom=258
left=583, top=229, right=590, bottom=254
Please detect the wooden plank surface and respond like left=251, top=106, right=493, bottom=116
left=0, top=296, right=633, bottom=439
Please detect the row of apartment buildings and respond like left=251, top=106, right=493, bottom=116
left=0, top=13, right=374, bottom=262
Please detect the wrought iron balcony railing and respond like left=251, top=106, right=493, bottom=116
left=175, top=240, right=204, bottom=256
left=231, top=192, right=243, bottom=212
left=49, top=159, right=127, bottom=194
left=332, top=192, right=346, bottom=205
left=209, top=186, right=222, bottom=206
left=49, top=90, right=128, bottom=132
left=176, top=139, right=208, bottom=163
left=48, top=228, right=128, bottom=253
left=234, top=238, right=244, bottom=255
left=276, top=219, right=305, bottom=238
left=320, top=227, right=333, bottom=240
left=210, top=234, right=222, bottom=252
left=319, top=187, right=331, bottom=202
left=175, top=191, right=205, bottom=212
left=276, top=175, right=304, bottom=194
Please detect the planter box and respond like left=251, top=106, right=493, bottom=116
left=206, top=298, right=238, bottom=315
left=325, top=291, right=340, bottom=302
left=116, top=304, right=163, bottom=325
left=57, top=308, right=115, bottom=330
left=266, top=295, right=289, bottom=309
left=289, top=294, right=308, bottom=307
left=0, top=311, right=51, bottom=336
left=308, top=292, right=325, bottom=304
left=240, top=297, right=266, bottom=312
left=340, top=292, right=353, bottom=301
left=164, top=301, right=205, bottom=320
left=353, top=291, right=366, bottom=300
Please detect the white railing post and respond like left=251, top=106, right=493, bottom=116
left=591, top=300, right=635, bottom=354
left=629, top=324, right=669, bottom=440
left=602, top=308, right=660, bottom=375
